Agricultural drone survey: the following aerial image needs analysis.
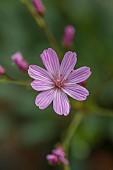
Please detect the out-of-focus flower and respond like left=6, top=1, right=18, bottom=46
left=62, top=25, right=75, bottom=48
left=0, top=65, right=5, bottom=75
left=11, top=52, right=28, bottom=71
left=46, top=146, right=69, bottom=165
left=28, top=48, right=91, bottom=116
left=32, top=0, right=45, bottom=16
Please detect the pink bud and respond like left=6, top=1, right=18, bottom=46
left=32, top=0, right=45, bottom=16
left=0, top=65, right=5, bottom=75
left=62, top=25, right=75, bottom=48
left=46, top=154, right=59, bottom=165
left=11, top=52, right=28, bottom=72
left=46, top=146, right=69, bottom=165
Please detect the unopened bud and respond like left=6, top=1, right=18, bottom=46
left=62, top=25, right=75, bottom=48
left=32, top=0, right=45, bottom=16
left=11, top=52, right=28, bottom=72
left=0, top=65, right=5, bottom=75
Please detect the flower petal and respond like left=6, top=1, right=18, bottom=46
left=52, top=146, right=65, bottom=157
left=46, top=154, right=58, bottom=164
left=28, top=65, right=52, bottom=81
left=40, top=48, right=60, bottom=77
left=31, top=80, right=54, bottom=91
left=53, top=90, right=70, bottom=116
left=60, top=51, right=77, bottom=78
left=62, top=84, right=89, bottom=101
left=59, top=157, right=69, bottom=165
left=66, top=66, right=91, bottom=84
left=35, top=89, right=55, bottom=109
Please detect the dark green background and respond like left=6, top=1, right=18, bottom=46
left=0, top=0, right=113, bottom=169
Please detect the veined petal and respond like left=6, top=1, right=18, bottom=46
left=28, top=65, right=52, bottom=81
left=31, top=80, right=54, bottom=91
left=35, top=89, right=55, bottom=109
left=40, top=48, right=60, bottom=77
left=66, top=66, right=91, bottom=84
left=60, top=51, right=77, bottom=79
left=53, top=90, right=70, bottom=116
left=62, top=84, right=89, bottom=101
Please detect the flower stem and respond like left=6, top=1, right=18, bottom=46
left=62, top=112, right=85, bottom=151
left=62, top=112, right=86, bottom=170
left=20, top=0, right=62, bottom=58
left=63, top=164, right=71, bottom=170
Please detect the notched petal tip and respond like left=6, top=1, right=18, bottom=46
left=65, top=51, right=77, bottom=59
left=84, top=66, right=92, bottom=75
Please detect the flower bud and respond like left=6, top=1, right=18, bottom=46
left=32, top=0, right=45, bottom=16
left=11, top=52, right=28, bottom=72
left=46, top=154, right=59, bottom=165
left=62, top=25, right=75, bottom=48
left=46, top=146, right=69, bottom=165
left=0, top=65, right=5, bottom=75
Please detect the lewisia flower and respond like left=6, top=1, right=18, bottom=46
left=28, top=48, right=91, bottom=116
left=62, top=25, right=75, bottom=48
left=46, top=146, right=69, bottom=165
left=0, top=65, right=5, bottom=75
left=11, top=52, right=28, bottom=71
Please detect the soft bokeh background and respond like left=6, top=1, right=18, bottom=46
left=0, top=0, right=113, bottom=169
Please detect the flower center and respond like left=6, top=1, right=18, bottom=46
left=55, top=80, right=62, bottom=88
left=55, top=76, right=66, bottom=88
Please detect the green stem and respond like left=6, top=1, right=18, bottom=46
left=20, top=0, right=62, bottom=58
left=62, top=112, right=85, bottom=170
left=63, top=164, right=71, bottom=170
left=62, top=112, right=85, bottom=151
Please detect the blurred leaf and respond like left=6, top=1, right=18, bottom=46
left=19, top=120, right=55, bottom=145
left=0, top=114, right=11, bottom=139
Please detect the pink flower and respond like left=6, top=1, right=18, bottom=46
left=46, top=146, right=69, bottom=165
left=62, top=25, right=75, bottom=48
left=0, top=65, right=5, bottom=75
left=11, top=52, right=28, bottom=71
left=28, top=48, right=91, bottom=116
left=32, top=0, right=45, bottom=16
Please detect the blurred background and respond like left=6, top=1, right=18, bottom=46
left=0, top=0, right=113, bottom=169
